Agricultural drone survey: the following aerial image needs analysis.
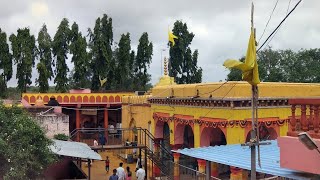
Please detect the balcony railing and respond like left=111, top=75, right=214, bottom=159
left=288, top=98, right=320, bottom=138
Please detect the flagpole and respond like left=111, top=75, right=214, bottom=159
left=250, top=2, right=257, bottom=180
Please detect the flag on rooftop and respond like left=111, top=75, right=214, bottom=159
left=168, top=29, right=178, bottom=46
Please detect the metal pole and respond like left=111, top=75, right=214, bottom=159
left=251, top=85, right=256, bottom=180
left=205, top=161, right=211, bottom=180
left=145, top=130, right=147, bottom=179
left=250, top=2, right=257, bottom=180
left=145, top=147, right=147, bottom=180
left=88, top=159, right=91, bottom=180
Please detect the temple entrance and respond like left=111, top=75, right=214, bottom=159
left=200, top=127, right=226, bottom=147
left=179, top=125, right=197, bottom=171
left=183, top=125, right=194, bottom=148
left=162, top=122, right=171, bottom=153
left=246, top=124, right=278, bottom=142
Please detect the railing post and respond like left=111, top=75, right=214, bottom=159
left=314, top=105, right=319, bottom=133
left=309, top=105, right=314, bottom=130
left=205, top=161, right=211, bottom=180
left=173, top=153, right=180, bottom=180
left=104, top=107, right=109, bottom=141
left=76, top=105, right=81, bottom=142
left=301, top=105, right=308, bottom=131
left=290, top=105, right=296, bottom=131
left=144, top=130, right=147, bottom=179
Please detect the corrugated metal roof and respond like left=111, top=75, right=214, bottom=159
left=50, top=139, right=101, bottom=160
left=173, top=140, right=318, bottom=180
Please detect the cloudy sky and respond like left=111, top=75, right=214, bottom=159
left=0, top=0, right=319, bottom=87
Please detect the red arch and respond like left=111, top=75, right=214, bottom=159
left=23, top=96, right=29, bottom=102
left=115, top=95, right=120, bottom=102
left=96, top=96, right=101, bottom=102
left=89, top=96, right=95, bottom=103
left=77, top=96, right=82, bottom=102
left=30, top=96, right=36, bottom=104
left=200, top=127, right=226, bottom=147
left=43, top=96, right=49, bottom=103
left=83, top=96, right=89, bottom=103
left=155, top=120, right=164, bottom=139
left=63, top=96, right=69, bottom=103
left=57, top=96, right=62, bottom=103
left=109, top=96, right=114, bottom=103
left=102, top=96, right=108, bottom=102
left=70, top=96, right=76, bottom=103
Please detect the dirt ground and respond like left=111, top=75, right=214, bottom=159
left=81, top=150, right=150, bottom=180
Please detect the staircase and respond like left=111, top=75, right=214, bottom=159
left=142, top=129, right=174, bottom=179
left=70, top=127, right=175, bottom=179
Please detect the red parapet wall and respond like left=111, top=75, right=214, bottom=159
left=278, top=136, right=320, bottom=174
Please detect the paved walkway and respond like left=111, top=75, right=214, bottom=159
left=81, top=150, right=143, bottom=180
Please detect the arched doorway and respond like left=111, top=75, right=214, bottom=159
left=200, top=127, right=226, bottom=147
left=246, top=125, right=278, bottom=142
left=161, top=122, right=171, bottom=156
left=183, top=125, right=194, bottom=148
left=179, top=125, right=197, bottom=170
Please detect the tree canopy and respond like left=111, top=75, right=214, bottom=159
left=9, top=28, right=36, bottom=93
left=226, top=48, right=320, bottom=83
left=37, top=24, right=53, bottom=93
left=53, top=18, right=70, bottom=93
left=116, top=33, right=132, bottom=89
left=0, top=106, right=56, bottom=179
left=0, top=28, right=12, bottom=97
left=70, top=22, right=89, bottom=89
left=134, top=32, right=153, bottom=90
left=169, top=20, right=202, bottom=84
left=88, top=14, right=113, bottom=91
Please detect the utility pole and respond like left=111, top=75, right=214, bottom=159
left=250, top=2, right=257, bottom=180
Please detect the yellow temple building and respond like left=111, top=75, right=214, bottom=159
left=121, top=74, right=320, bottom=178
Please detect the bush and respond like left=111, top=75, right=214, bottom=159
left=53, top=133, right=69, bottom=141
left=0, top=105, right=56, bottom=179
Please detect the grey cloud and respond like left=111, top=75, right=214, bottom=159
left=1, top=0, right=320, bottom=87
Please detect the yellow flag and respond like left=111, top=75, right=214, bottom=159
left=99, top=76, right=107, bottom=87
left=223, top=29, right=260, bottom=85
left=168, top=30, right=178, bottom=46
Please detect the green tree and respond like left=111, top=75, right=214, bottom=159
left=52, top=18, right=70, bottom=92
left=134, top=32, right=153, bottom=90
left=169, top=21, right=202, bottom=84
left=36, top=62, right=49, bottom=93
left=0, top=28, right=13, bottom=97
left=116, top=33, right=131, bottom=89
left=0, top=106, right=56, bottom=179
left=88, top=14, right=113, bottom=91
left=36, top=24, right=53, bottom=93
left=9, top=28, right=36, bottom=93
left=70, top=22, right=89, bottom=89
left=226, top=48, right=320, bottom=83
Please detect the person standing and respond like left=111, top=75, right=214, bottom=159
left=136, top=165, right=146, bottom=180
left=105, top=156, right=110, bottom=173
left=116, top=162, right=126, bottom=180
left=126, top=166, right=132, bottom=180
left=109, top=169, right=119, bottom=180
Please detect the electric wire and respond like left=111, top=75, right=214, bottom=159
left=257, top=0, right=279, bottom=44
left=257, top=0, right=302, bottom=52
left=264, top=0, right=293, bottom=49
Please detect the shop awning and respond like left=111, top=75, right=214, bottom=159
left=50, top=139, right=101, bottom=160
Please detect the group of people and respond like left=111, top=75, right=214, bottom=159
left=106, top=159, right=146, bottom=180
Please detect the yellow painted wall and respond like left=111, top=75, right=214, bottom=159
left=150, top=105, right=293, bottom=145
left=152, top=81, right=320, bottom=98
left=125, top=80, right=320, bottom=148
